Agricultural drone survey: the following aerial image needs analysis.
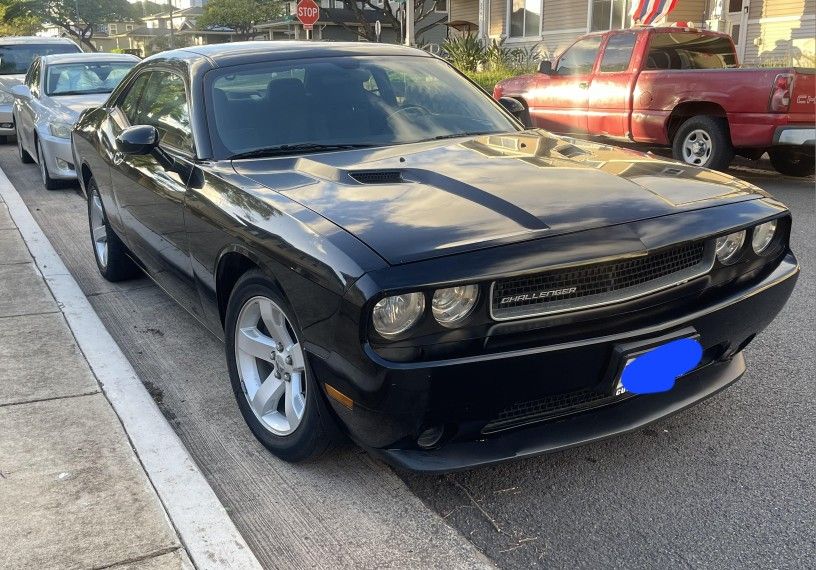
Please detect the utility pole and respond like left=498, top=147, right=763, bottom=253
left=404, top=0, right=414, bottom=46
left=168, top=0, right=175, bottom=49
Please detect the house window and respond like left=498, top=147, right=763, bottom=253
left=109, top=24, right=118, bottom=34
left=435, top=0, right=448, bottom=12
left=590, top=0, right=630, bottom=32
left=509, top=0, right=542, bottom=38
left=126, top=25, right=133, bottom=32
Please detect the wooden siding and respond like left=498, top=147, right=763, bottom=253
left=743, top=17, right=816, bottom=66
left=542, top=1, right=587, bottom=32
left=450, top=0, right=479, bottom=29
left=666, top=0, right=707, bottom=24
left=489, top=0, right=505, bottom=37
left=749, top=0, right=815, bottom=20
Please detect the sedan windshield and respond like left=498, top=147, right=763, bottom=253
left=0, top=44, right=80, bottom=75
left=46, top=62, right=135, bottom=96
left=207, top=56, right=520, bottom=157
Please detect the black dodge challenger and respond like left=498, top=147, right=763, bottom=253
left=72, top=42, right=798, bottom=472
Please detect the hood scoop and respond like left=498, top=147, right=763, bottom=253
left=555, top=144, right=590, bottom=159
left=349, top=170, right=404, bottom=184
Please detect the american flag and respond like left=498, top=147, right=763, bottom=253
left=631, top=0, right=680, bottom=25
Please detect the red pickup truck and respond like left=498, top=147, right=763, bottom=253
left=494, top=26, right=815, bottom=176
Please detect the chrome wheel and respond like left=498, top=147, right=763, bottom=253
left=234, top=296, right=307, bottom=436
left=89, top=192, right=108, bottom=268
left=681, top=129, right=712, bottom=166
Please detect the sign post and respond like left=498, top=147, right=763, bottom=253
left=296, top=0, right=320, bottom=38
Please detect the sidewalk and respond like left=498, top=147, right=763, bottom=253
left=0, top=194, right=195, bottom=568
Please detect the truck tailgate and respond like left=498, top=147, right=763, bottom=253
left=791, top=69, right=816, bottom=118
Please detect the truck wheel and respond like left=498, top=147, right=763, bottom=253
left=672, top=116, right=734, bottom=171
left=768, top=149, right=815, bottom=177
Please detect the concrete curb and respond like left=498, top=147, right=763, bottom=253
left=0, top=168, right=263, bottom=569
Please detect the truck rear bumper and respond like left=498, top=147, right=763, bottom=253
left=773, top=125, right=816, bottom=147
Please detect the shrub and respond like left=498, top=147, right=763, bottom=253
left=442, top=34, right=486, bottom=73
left=464, top=69, right=527, bottom=93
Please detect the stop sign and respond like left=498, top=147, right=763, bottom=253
left=296, top=0, right=320, bottom=30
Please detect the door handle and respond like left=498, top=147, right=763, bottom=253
left=579, top=82, right=589, bottom=90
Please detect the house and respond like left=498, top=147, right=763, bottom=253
left=258, top=0, right=448, bottom=46
left=37, top=21, right=137, bottom=52
left=448, top=0, right=815, bottom=66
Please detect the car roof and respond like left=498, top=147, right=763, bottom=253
left=0, top=36, right=79, bottom=46
left=41, top=53, right=139, bottom=65
left=167, top=40, right=432, bottom=67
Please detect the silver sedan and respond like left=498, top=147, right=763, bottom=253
left=12, top=52, right=138, bottom=189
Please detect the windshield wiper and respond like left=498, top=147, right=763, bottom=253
left=417, top=131, right=496, bottom=143
left=229, top=143, right=374, bottom=160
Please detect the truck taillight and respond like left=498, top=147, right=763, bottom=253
left=769, top=73, right=794, bottom=113
left=493, top=84, right=503, bottom=99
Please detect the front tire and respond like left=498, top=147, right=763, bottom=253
left=15, top=122, right=33, bottom=164
left=225, top=271, right=335, bottom=462
left=87, top=177, right=140, bottom=281
left=672, top=116, right=734, bottom=171
left=36, top=138, right=61, bottom=190
left=768, top=149, right=815, bottom=177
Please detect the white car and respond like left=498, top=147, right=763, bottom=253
left=12, top=52, right=138, bottom=189
left=0, top=36, right=82, bottom=143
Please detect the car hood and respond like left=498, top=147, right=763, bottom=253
left=233, top=130, right=766, bottom=265
left=44, top=93, right=108, bottom=120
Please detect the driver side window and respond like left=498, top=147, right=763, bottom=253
left=119, top=73, right=150, bottom=125
left=555, top=36, right=603, bottom=76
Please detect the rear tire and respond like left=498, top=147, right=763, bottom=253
left=225, top=270, right=336, bottom=463
left=768, top=149, right=815, bottom=177
left=15, top=122, right=33, bottom=164
left=87, top=177, right=141, bottom=282
left=672, top=116, right=734, bottom=171
left=37, top=138, right=61, bottom=190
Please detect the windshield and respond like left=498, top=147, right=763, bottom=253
left=46, top=62, right=135, bottom=96
left=0, top=44, right=81, bottom=75
left=646, top=33, right=738, bottom=70
left=207, top=56, right=520, bottom=157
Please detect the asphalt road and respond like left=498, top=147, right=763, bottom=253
left=2, top=145, right=813, bottom=569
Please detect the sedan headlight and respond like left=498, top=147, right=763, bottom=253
left=715, top=230, right=746, bottom=264
left=432, top=285, right=479, bottom=326
left=372, top=292, right=425, bottom=338
left=751, top=220, right=777, bottom=254
left=49, top=122, right=73, bottom=139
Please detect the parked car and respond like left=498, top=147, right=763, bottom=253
left=72, top=42, right=798, bottom=472
left=0, top=36, right=82, bottom=144
left=12, top=53, right=139, bottom=189
left=494, top=26, right=816, bottom=176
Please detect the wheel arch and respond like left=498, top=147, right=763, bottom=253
left=215, top=245, right=275, bottom=328
left=666, top=101, right=730, bottom=144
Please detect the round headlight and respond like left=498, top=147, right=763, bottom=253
left=715, top=230, right=746, bottom=264
left=751, top=220, right=777, bottom=254
left=432, top=285, right=479, bottom=326
left=372, top=293, right=425, bottom=338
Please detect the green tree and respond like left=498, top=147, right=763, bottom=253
left=197, top=0, right=282, bottom=41
left=324, top=0, right=443, bottom=43
left=0, top=5, right=41, bottom=36
left=0, top=0, right=132, bottom=51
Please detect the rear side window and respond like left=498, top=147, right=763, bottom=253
left=556, top=36, right=603, bottom=76
left=646, top=33, right=737, bottom=70
left=600, top=33, right=637, bottom=73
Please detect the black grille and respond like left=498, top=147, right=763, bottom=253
left=349, top=171, right=403, bottom=184
left=492, top=241, right=707, bottom=319
left=482, top=389, right=630, bottom=433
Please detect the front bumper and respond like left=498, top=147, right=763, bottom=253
left=38, top=130, right=77, bottom=180
left=0, top=103, right=14, bottom=135
left=773, top=125, right=816, bottom=147
left=314, top=252, right=799, bottom=473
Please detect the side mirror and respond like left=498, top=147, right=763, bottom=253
left=537, top=60, right=553, bottom=74
left=116, top=125, right=159, bottom=155
left=498, top=97, right=530, bottom=126
left=10, top=84, right=31, bottom=98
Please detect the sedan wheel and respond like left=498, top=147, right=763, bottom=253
left=37, top=139, right=60, bottom=190
left=15, top=122, right=33, bottom=164
left=235, top=295, right=308, bottom=436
